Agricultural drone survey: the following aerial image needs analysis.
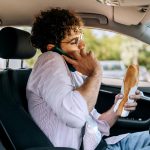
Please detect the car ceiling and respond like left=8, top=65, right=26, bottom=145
left=0, top=0, right=150, bottom=26
left=0, top=0, right=150, bottom=44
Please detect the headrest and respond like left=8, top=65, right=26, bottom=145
left=0, top=27, right=36, bottom=59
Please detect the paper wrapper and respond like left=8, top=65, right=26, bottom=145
left=114, top=84, right=138, bottom=117
left=113, top=65, right=139, bottom=117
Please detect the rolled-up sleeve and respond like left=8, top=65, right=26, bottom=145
left=90, top=108, right=110, bottom=136
left=38, top=52, right=89, bottom=128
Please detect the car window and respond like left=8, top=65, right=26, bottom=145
left=83, top=28, right=150, bottom=87
left=0, top=26, right=149, bottom=87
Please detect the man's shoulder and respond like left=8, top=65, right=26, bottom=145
left=38, top=51, right=64, bottom=64
left=40, top=51, right=63, bottom=59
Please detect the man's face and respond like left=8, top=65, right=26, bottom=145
left=60, top=29, right=85, bottom=57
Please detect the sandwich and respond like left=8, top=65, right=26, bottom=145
left=114, top=64, right=139, bottom=117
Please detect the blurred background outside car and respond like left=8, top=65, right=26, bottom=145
left=100, top=60, right=125, bottom=79
left=100, top=60, right=150, bottom=82
left=0, top=27, right=149, bottom=84
left=139, top=66, right=150, bottom=82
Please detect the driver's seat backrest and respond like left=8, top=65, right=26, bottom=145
left=0, top=27, right=54, bottom=149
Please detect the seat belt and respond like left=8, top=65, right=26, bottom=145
left=95, top=139, right=107, bottom=150
left=80, top=124, right=85, bottom=150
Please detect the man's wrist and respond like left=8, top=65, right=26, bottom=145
left=90, top=67, right=102, bottom=77
left=110, top=105, right=120, bottom=118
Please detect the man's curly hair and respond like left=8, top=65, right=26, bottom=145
left=31, top=8, right=83, bottom=53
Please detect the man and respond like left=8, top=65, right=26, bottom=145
left=26, top=8, right=150, bottom=150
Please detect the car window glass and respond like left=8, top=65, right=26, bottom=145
left=83, top=28, right=150, bottom=87
left=0, top=26, right=149, bottom=87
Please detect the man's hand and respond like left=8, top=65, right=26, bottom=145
left=114, top=89, right=141, bottom=112
left=63, top=49, right=102, bottom=112
left=63, top=49, right=101, bottom=77
left=99, top=90, right=141, bottom=127
left=125, top=89, right=141, bottom=111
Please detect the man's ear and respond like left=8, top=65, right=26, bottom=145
left=47, top=44, right=55, bottom=51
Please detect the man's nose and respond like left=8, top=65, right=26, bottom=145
left=78, top=40, right=85, bottom=50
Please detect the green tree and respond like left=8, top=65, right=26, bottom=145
left=83, top=29, right=122, bottom=60
left=139, top=44, right=150, bottom=70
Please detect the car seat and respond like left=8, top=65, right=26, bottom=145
left=0, top=27, right=75, bottom=150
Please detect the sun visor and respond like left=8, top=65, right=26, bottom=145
left=114, top=6, right=150, bottom=25
left=97, top=0, right=150, bottom=6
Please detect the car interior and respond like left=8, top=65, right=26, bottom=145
left=0, top=0, right=150, bottom=150
left=0, top=27, right=75, bottom=150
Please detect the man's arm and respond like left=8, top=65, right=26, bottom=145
left=98, top=106, right=119, bottom=127
left=75, top=71, right=101, bottom=112
left=98, top=92, right=140, bottom=127
left=63, top=49, right=102, bottom=112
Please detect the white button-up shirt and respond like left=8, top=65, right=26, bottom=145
left=26, top=51, right=128, bottom=150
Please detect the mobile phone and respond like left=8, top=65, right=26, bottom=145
left=52, top=46, right=76, bottom=72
